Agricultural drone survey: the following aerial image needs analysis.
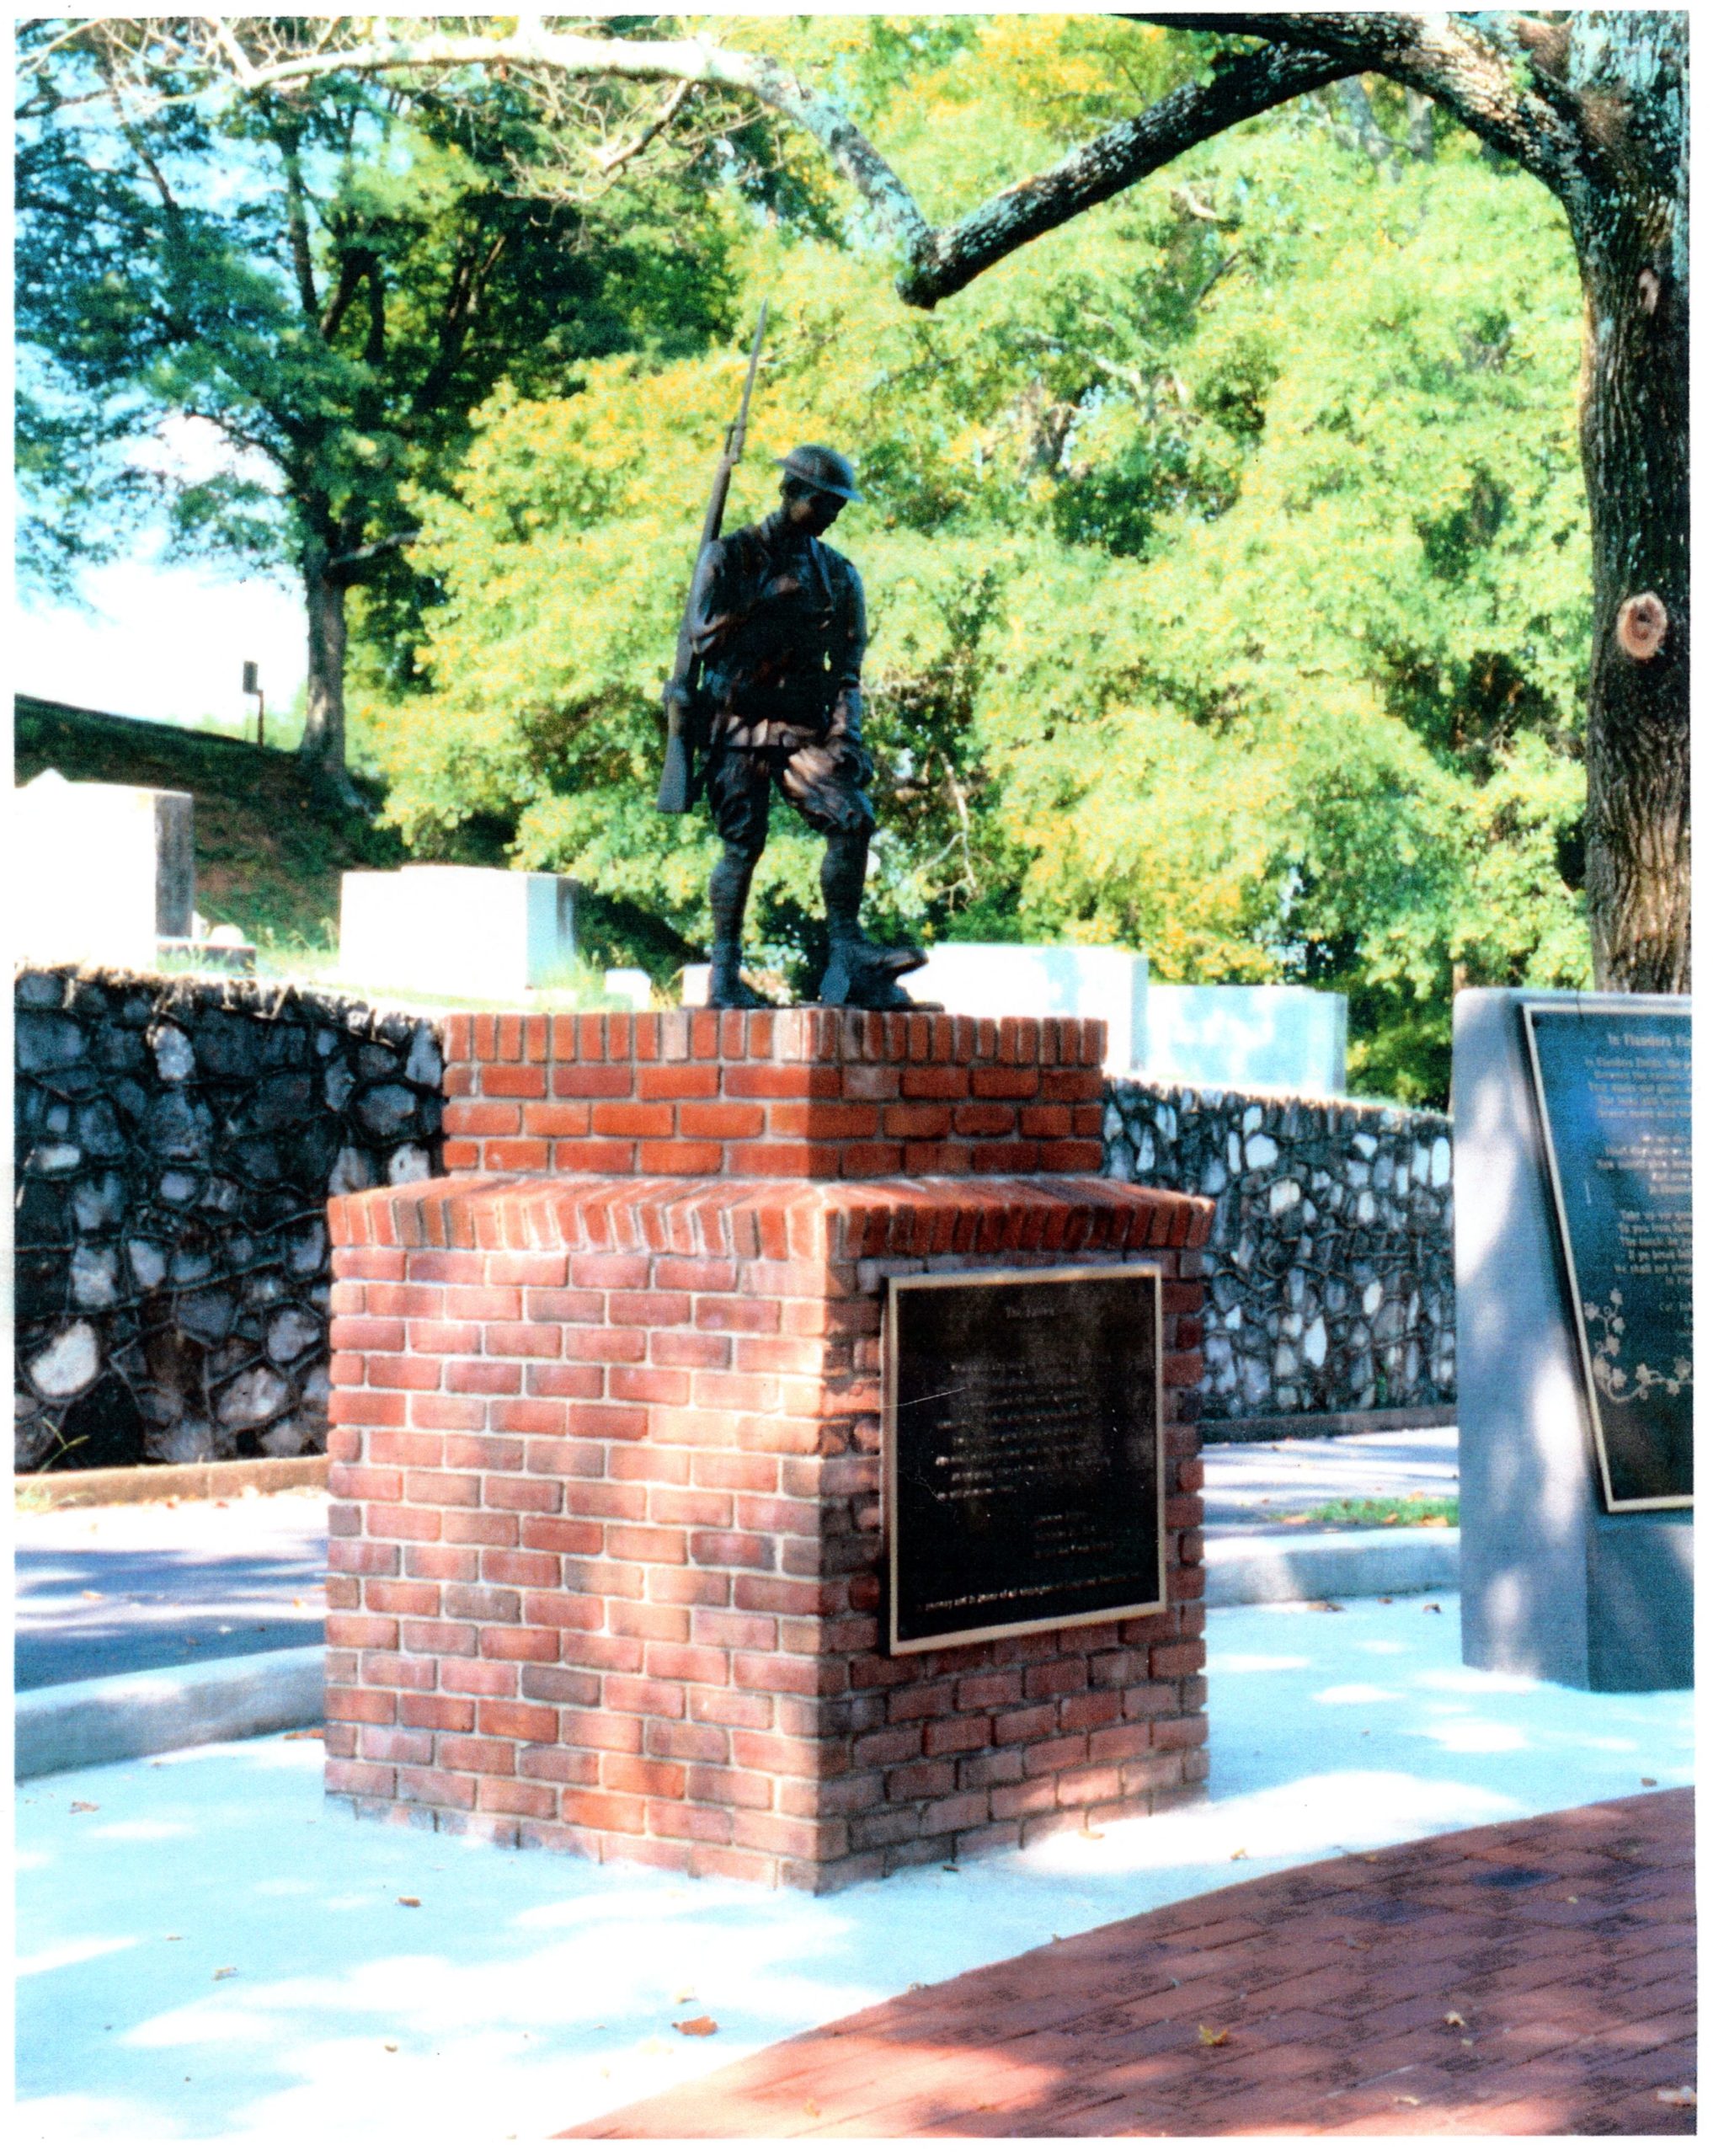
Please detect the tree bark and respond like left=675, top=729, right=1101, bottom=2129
left=300, top=545, right=350, bottom=790
left=1572, top=215, right=1689, bottom=991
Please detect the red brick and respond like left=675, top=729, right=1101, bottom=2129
left=398, top=1693, right=477, bottom=1732
left=436, top=1658, right=519, bottom=1700
left=970, top=1067, right=1039, bottom=1099
left=483, top=1066, right=547, bottom=1098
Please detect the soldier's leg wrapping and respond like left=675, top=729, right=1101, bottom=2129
left=704, top=745, right=772, bottom=1006
left=820, top=827, right=870, bottom=945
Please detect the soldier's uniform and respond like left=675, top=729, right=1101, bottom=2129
left=687, top=505, right=876, bottom=852
left=673, top=440, right=923, bottom=1010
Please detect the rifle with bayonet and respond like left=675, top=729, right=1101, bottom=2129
left=657, top=302, right=769, bottom=814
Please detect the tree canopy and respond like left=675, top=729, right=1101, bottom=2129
left=15, top=16, right=740, bottom=787
left=141, top=10, right=1680, bottom=995
left=350, top=17, right=1593, bottom=1102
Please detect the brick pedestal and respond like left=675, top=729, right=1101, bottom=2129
left=325, top=1011, right=1211, bottom=1890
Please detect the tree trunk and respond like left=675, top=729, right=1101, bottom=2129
left=299, top=545, right=350, bottom=790
left=1572, top=215, right=1689, bottom=994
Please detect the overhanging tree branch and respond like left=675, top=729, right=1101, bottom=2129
left=894, top=42, right=1347, bottom=305
left=187, top=18, right=1346, bottom=311
left=1129, top=14, right=1596, bottom=186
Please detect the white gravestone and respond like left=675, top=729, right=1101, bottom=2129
left=905, top=944, right=1150, bottom=1070
left=603, top=969, right=653, bottom=1011
left=14, top=770, right=195, bottom=969
left=339, top=866, right=578, bottom=1000
left=1144, top=984, right=1347, bottom=1095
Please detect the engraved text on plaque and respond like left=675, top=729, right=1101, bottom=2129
left=885, top=1265, right=1164, bottom=1653
left=1523, top=998, right=1692, bottom=1511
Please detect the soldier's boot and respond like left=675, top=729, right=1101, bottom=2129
left=707, top=945, right=765, bottom=1009
left=819, top=830, right=928, bottom=1009
left=707, top=842, right=765, bottom=1009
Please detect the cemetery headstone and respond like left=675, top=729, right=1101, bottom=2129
left=905, top=944, right=1150, bottom=1070
left=15, top=770, right=194, bottom=969
left=339, top=865, right=578, bottom=999
left=1144, top=984, right=1347, bottom=1095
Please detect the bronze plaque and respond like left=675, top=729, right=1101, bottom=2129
left=884, top=1264, right=1165, bottom=1655
left=1523, top=998, right=1693, bottom=1512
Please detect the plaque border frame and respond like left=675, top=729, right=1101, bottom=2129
left=1520, top=995, right=1693, bottom=1515
left=883, top=1261, right=1168, bottom=1656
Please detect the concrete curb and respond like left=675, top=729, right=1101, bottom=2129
left=13, top=1534, right=1460, bottom=1780
left=15, top=1455, right=329, bottom=1510
left=1206, top=1527, right=1460, bottom=1607
left=15, top=1646, right=323, bottom=1781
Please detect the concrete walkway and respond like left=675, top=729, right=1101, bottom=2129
left=14, top=1486, right=328, bottom=1690
left=15, top=1593, right=1691, bottom=2145
left=14, top=1428, right=1463, bottom=1774
left=1201, top=1425, right=1458, bottom=1534
left=574, top=1786, right=1694, bottom=2137
left=14, top=1428, right=1456, bottom=1684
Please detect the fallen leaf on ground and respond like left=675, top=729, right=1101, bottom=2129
left=212, top=1967, right=237, bottom=1982
left=672, top=1988, right=696, bottom=2004
left=1395, top=2094, right=1422, bottom=2107
left=1642, top=1777, right=1658, bottom=1788
left=803, top=2100, right=821, bottom=2118
left=284, top=1728, right=323, bottom=1742
left=397, top=1897, right=420, bottom=1908
left=1229, top=1847, right=1247, bottom=1860
left=1197, top=2026, right=1230, bottom=2047
left=674, top=2016, right=718, bottom=2037
left=165, top=1935, right=181, bottom=1942
left=1422, top=1603, right=1442, bottom=1614
left=1656, top=2087, right=1696, bottom=2108
left=1309, top=1599, right=1343, bottom=1612
left=1443, top=2012, right=1465, bottom=2027
left=384, top=2042, right=398, bottom=2053
left=70, top=1801, right=99, bottom=1813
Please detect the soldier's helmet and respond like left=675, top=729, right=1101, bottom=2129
left=776, top=444, right=862, bottom=504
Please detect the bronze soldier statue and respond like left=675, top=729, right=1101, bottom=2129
left=672, top=445, right=926, bottom=1011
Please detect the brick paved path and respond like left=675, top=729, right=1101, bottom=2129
left=568, top=1787, right=1693, bottom=2137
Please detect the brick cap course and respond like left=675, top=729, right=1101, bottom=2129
left=330, top=1172, right=1213, bottom=1262
left=442, top=1007, right=1107, bottom=1070
left=437, top=1009, right=1117, bottom=1181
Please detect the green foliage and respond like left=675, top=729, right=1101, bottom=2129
left=344, top=19, right=1593, bottom=1101
left=15, top=19, right=739, bottom=680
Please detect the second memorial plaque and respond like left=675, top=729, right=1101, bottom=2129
left=885, top=1264, right=1164, bottom=1654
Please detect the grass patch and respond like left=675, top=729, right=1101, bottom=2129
left=1289, top=1496, right=1459, bottom=1529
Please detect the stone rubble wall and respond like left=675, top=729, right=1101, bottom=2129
left=14, top=967, right=1456, bottom=1471
left=14, top=964, right=444, bottom=1471
left=1102, top=1080, right=1455, bottom=1427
